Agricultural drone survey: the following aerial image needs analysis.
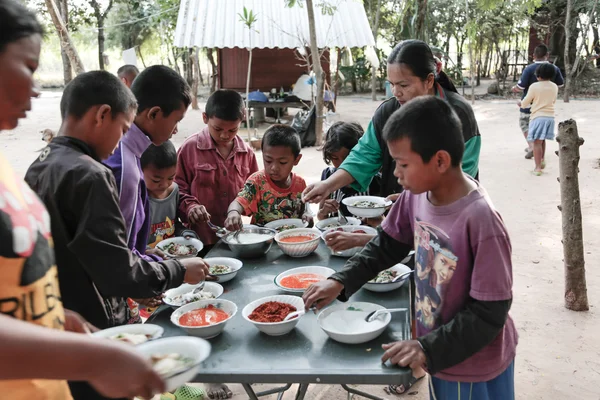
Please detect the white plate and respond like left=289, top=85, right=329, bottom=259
left=264, top=219, right=308, bottom=232
left=342, top=196, right=392, bottom=218
left=317, top=302, right=392, bottom=344
left=163, top=282, right=224, bottom=309
left=242, top=295, right=305, bottom=336
left=363, top=263, right=412, bottom=292
left=274, top=266, right=336, bottom=294
left=315, top=216, right=361, bottom=231
left=92, top=323, right=164, bottom=345
left=156, top=237, right=204, bottom=258
left=204, top=257, right=243, bottom=283
left=321, top=225, right=378, bottom=258
left=137, top=336, right=211, bottom=392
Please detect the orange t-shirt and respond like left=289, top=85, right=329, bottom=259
left=0, top=153, right=72, bottom=400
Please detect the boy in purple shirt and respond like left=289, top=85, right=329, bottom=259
left=304, top=96, right=517, bottom=399
left=104, top=65, right=190, bottom=261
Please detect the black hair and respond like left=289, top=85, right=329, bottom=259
left=205, top=89, right=245, bottom=121
left=117, top=64, right=139, bottom=78
left=383, top=96, right=464, bottom=167
left=130, top=65, right=192, bottom=117
left=534, top=44, right=549, bottom=59
left=0, top=0, right=44, bottom=53
left=140, top=140, right=177, bottom=170
left=261, top=124, right=301, bottom=157
left=322, top=121, right=363, bottom=164
left=60, top=70, right=137, bottom=120
left=536, top=63, right=556, bottom=80
left=388, top=40, right=457, bottom=94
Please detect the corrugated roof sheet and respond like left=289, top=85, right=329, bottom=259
left=174, top=0, right=375, bottom=49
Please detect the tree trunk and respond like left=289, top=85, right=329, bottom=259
left=564, top=0, right=573, bottom=102
left=198, top=49, right=204, bottom=86
left=207, top=48, right=218, bottom=93
left=44, top=0, right=85, bottom=74
left=191, top=48, right=200, bottom=110
left=306, top=0, right=325, bottom=145
left=415, top=0, right=428, bottom=41
left=370, top=0, right=382, bottom=101
left=58, top=0, right=72, bottom=84
left=483, top=46, right=491, bottom=77
left=333, top=47, right=342, bottom=106
left=137, top=46, right=147, bottom=68
left=245, top=47, right=253, bottom=142
left=97, top=18, right=106, bottom=70
left=556, top=119, right=589, bottom=311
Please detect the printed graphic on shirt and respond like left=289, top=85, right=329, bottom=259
left=413, top=220, right=458, bottom=330
left=148, top=216, right=175, bottom=248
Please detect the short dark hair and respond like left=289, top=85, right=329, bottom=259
left=131, top=65, right=192, bottom=117
left=140, top=140, right=177, bottom=170
left=205, top=89, right=244, bottom=121
left=322, top=122, right=363, bottom=164
left=0, top=0, right=44, bottom=53
left=261, top=124, right=301, bottom=157
left=383, top=96, right=464, bottom=167
left=60, top=70, right=137, bottom=120
left=117, top=64, right=139, bottom=78
left=534, top=44, right=548, bottom=59
left=536, top=63, right=556, bottom=80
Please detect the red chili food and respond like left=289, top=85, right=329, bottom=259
left=280, top=273, right=325, bottom=289
left=279, top=235, right=315, bottom=243
left=179, top=305, right=230, bottom=327
left=248, top=301, right=297, bottom=323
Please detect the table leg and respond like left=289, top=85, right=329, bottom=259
left=255, top=383, right=292, bottom=397
left=340, top=384, right=386, bottom=400
left=242, top=383, right=260, bottom=400
left=294, top=383, right=309, bottom=400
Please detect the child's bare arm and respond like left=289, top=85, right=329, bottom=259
left=224, top=200, right=245, bottom=231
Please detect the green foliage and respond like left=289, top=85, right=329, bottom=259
left=238, top=6, right=259, bottom=31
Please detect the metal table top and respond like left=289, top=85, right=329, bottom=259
left=148, top=241, right=412, bottom=385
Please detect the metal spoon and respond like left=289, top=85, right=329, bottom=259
left=391, top=269, right=414, bottom=283
left=365, top=307, right=408, bottom=323
left=335, top=191, right=348, bottom=225
left=207, top=221, right=228, bottom=237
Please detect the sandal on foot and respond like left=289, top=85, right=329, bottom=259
left=525, top=150, right=534, bottom=159
left=174, top=385, right=206, bottom=400
left=531, top=170, right=542, bottom=176
left=384, top=375, right=425, bottom=395
left=541, top=160, right=546, bottom=169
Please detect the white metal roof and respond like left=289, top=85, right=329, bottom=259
left=174, top=0, right=375, bottom=49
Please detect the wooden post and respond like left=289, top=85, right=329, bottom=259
left=556, top=119, right=589, bottom=311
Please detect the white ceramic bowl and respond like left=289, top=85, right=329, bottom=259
left=315, top=216, right=361, bottom=231
left=264, top=218, right=308, bottom=232
left=242, top=295, right=305, bottom=336
left=204, top=257, right=243, bottom=283
left=363, top=263, right=412, bottom=293
left=274, top=266, right=336, bottom=294
left=317, top=302, right=391, bottom=344
left=170, top=299, right=237, bottom=339
left=163, top=282, right=224, bottom=309
left=137, top=336, right=211, bottom=392
left=156, top=237, right=204, bottom=258
left=321, top=225, right=378, bottom=258
left=92, top=323, right=164, bottom=345
left=342, top=196, right=392, bottom=218
left=274, top=228, right=321, bottom=258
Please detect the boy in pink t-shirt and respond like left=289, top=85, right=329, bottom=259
left=303, top=96, right=517, bottom=399
left=225, top=125, right=312, bottom=229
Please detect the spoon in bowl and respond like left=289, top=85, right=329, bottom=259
left=365, top=307, right=408, bottom=323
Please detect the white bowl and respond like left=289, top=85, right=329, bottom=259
left=315, top=216, right=361, bottom=231
left=92, top=323, right=164, bottom=345
left=156, top=237, right=204, bottom=258
left=342, top=196, right=392, bottom=218
left=321, top=225, right=378, bottom=258
left=274, top=228, right=321, bottom=258
left=363, top=263, right=412, bottom=293
left=274, top=266, right=336, bottom=294
left=264, top=218, right=308, bottom=232
left=163, top=282, right=224, bottom=309
left=242, top=295, right=305, bottom=336
left=317, top=302, right=391, bottom=344
left=137, top=336, right=211, bottom=392
left=170, top=299, right=237, bottom=339
left=204, top=257, right=243, bottom=283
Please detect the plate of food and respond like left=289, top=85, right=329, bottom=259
left=274, top=228, right=322, bottom=258
left=156, top=237, right=204, bottom=258
left=363, top=263, right=412, bottom=292
left=204, top=257, right=243, bottom=283
left=264, top=218, right=309, bottom=233
left=137, top=336, right=211, bottom=392
left=315, top=216, right=361, bottom=231
left=92, top=323, right=164, bottom=345
left=170, top=299, right=237, bottom=339
left=242, top=295, right=306, bottom=336
left=163, top=282, right=224, bottom=309
left=321, top=225, right=378, bottom=257
left=341, top=196, right=392, bottom=218
left=274, top=266, right=336, bottom=294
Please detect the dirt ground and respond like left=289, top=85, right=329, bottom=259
left=3, top=93, right=600, bottom=400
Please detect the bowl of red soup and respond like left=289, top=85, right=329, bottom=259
left=242, top=295, right=306, bottom=336
left=274, top=228, right=321, bottom=258
left=274, top=266, right=336, bottom=294
left=170, top=299, right=237, bottom=339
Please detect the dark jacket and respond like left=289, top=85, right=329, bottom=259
left=25, top=137, right=186, bottom=329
